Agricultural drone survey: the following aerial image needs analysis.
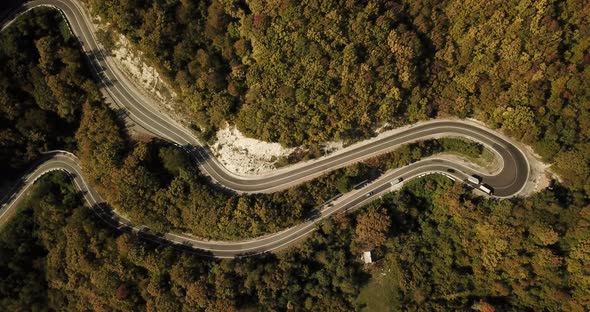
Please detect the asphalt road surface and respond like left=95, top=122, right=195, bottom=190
left=0, top=0, right=531, bottom=258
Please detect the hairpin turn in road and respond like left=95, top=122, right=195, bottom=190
left=0, top=0, right=531, bottom=258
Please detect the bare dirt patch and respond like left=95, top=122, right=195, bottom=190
left=518, top=145, right=555, bottom=196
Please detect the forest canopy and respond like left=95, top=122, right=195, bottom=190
left=84, top=0, right=590, bottom=193
left=0, top=7, right=100, bottom=184
left=2, top=171, right=588, bottom=311
left=0, top=1, right=589, bottom=311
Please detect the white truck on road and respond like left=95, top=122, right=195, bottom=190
left=479, top=184, right=493, bottom=195
left=390, top=177, right=403, bottom=186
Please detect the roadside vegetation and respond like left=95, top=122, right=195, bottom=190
left=356, top=176, right=590, bottom=311
left=2, top=171, right=588, bottom=311
left=77, top=99, right=491, bottom=239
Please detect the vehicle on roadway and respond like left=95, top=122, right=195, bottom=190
left=479, top=184, right=493, bottom=195
left=366, top=191, right=374, bottom=197
left=391, top=177, right=403, bottom=186
left=468, top=175, right=481, bottom=184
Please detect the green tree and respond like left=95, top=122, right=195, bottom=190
left=353, top=207, right=391, bottom=251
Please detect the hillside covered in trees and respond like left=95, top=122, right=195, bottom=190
left=85, top=0, right=590, bottom=195
left=78, top=0, right=590, bottom=203
left=81, top=0, right=590, bottom=223
left=0, top=3, right=494, bottom=241
left=0, top=1, right=589, bottom=311
left=0, top=8, right=101, bottom=185
left=76, top=89, right=488, bottom=239
left=2, top=172, right=588, bottom=310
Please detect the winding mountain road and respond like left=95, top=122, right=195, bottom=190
left=0, top=0, right=531, bottom=258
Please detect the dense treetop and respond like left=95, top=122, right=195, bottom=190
left=0, top=8, right=99, bottom=183
left=358, top=176, right=590, bottom=311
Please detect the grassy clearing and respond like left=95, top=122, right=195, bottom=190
left=355, top=257, right=403, bottom=311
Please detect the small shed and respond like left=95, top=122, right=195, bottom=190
left=362, top=251, right=372, bottom=264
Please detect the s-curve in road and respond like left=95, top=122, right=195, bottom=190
left=0, top=1, right=532, bottom=258
left=0, top=151, right=526, bottom=259
left=0, top=0, right=529, bottom=196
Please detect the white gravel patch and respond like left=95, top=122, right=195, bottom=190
left=375, top=122, right=392, bottom=134
left=90, top=16, right=188, bottom=137
left=111, top=34, right=177, bottom=107
left=211, top=125, right=296, bottom=175
left=324, top=141, right=344, bottom=153
left=517, top=145, right=555, bottom=196
left=210, top=128, right=346, bottom=176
